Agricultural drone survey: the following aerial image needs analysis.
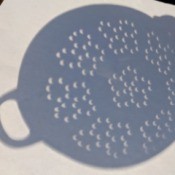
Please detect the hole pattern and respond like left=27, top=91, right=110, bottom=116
left=56, top=29, right=105, bottom=77
left=166, top=78, right=175, bottom=106
left=108, top=66, right=152, bottom=109
left=46, top=77, right=97, bottom=123
left=145, top=31, right=174, bottom=76
left=44, top=18, right=175, bottom=164
left=97, top=20, right=139, bottom=55
left=140, top=109, right=175, bottom=154
left=72, top=117, right=132, bottom=159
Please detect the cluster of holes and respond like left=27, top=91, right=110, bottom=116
left=97, top=20, right=139, bottom=55
left=140, top=109, right=175, bottom=154
left=56, top=28, right=105, bottom=77
left=46, top=77, right=97, bottom=123
left=72, top=117, right=132, bottom=159
left=108, top=66, right=152, bottom=109
left=46, top=22, right=175, bottom=161
left=145, top=31, right=174, bottom=76
left=166, top=78, right=175, bottom=106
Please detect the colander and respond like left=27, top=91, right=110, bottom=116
left=0, top=5, right=175, bottom=167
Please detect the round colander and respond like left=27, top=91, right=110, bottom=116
left=0, top=5, right=175, bottom=167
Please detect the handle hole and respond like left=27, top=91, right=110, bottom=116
left=0, top=100, right=30, bottom=140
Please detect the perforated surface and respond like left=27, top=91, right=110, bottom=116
left=42, top=11, right=175, bottom=166
left=6, top=5, right=173, bottom=167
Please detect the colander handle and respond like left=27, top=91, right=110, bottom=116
left=0, top=89, right=36, bottom=147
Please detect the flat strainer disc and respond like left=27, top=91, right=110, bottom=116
left=0, top=5, right=174, bottom=168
